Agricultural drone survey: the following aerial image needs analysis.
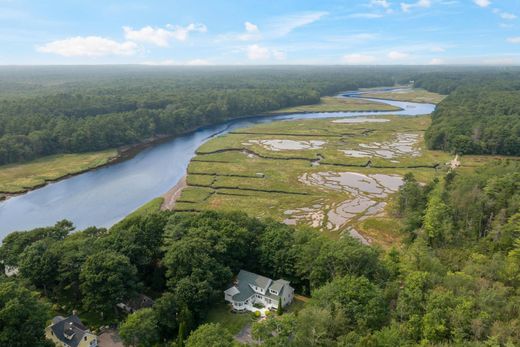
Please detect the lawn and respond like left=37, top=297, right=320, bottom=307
left=204, top=303, right=254, bottom=335
left=270, top=96, right=401, bottom=114
left=0, top=149, right=118, bottom=194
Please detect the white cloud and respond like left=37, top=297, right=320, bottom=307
left=269, top=11, right=328, bottom=36
left=401, top=0, right=431, bottom=12
left=37, top=36, right=138, bottom=57
left=246, top=44, right=285, bottom=60
left=342, top=53, right=376, bottom=64
left=123, top=23, right=207, bottom=47
left=429, top=58, right=445, bottom=64
left=388, top=50, right=409, bottom=59
left=499, top=12, right=517, bottom=20
left=245, top=22, right=259, bottom=33
left=216, top=22, right=261, bottom=42
left=349, top=13, right=384, bottom=18
left=371, top=0, right=391, bottom=8
left=474, top=0, right=491, bottom=8
left=507, top=37, right=520, bottom=44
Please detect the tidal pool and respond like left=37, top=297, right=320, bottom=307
left=247, top=139, right=326, bottom=151
left=341, top=133, right=421, bottom=159
left=284, top=171, right=404, bottom=239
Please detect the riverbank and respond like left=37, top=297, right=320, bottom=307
left=0, top=150, right=118, bottom=198
left=161, top=175, right=187, bottom=210
left=267, top=96, right=401, bottom=114
left=0, top=134, right=174, bottom=201
left=0, top=93, right=405, bottom=202
left=0, top=90, right=439, bottom=235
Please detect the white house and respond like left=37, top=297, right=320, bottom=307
left=224, top=270, right=294, bottom=312
left=46, top=314, right=97, bottom=347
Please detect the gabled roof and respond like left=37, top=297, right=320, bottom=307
left=237, top=270, right=272, bottom=289
left=49, top=315, right=92, bottom=347
left=226, top=270, right=292, bottom=302
left=269, top=279, right=289, bottom=293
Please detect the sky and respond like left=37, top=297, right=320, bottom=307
left=0, top=0, right=519, bottom=65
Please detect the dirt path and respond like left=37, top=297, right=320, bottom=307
left=161, top=175, right=187, bottom=210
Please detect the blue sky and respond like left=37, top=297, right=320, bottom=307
left=1, top=0, right=519, bottom=65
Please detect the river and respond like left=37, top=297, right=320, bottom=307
left=0, top=92, right=435, bottom=239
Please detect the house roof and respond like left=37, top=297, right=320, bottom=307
left=269, top=279, right=289, bottom=293
left=226, top=270, right=291, bottom=302
left=49, top=315, right=92, bottom=347
left=238, top=270, right=272, bottom=289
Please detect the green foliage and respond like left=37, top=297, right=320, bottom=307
left=423, top=78, right=520, bottom=155
left=423, top=183, right=453, bottom=246
left=119, top=308, right=159, bottom=347
left=252, top=313, right=297, bottom=346
left=185, top=323, right=233, bottom=347
left=153, top=292, right=179, bottom=340
left=311, top=275, right=389, bottom=334
left=0, top=280, right=51, bottom=347
left=80, top=251, right=138, bottom=316
left=0, top=220, right=72, bottom=266
left=0, top=66, right=401, bottom=165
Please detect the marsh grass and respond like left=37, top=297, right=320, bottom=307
left=0, top=149, right=118, bottom=193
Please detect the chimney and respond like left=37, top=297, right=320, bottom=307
left=72, top=309, right=78, bottom=316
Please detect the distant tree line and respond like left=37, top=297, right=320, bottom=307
left=0, top=66, right=401, bottom=165
left=413, top=70, right=520, bottom=155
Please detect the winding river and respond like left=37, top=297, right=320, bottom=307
left=0, top=91, right=435, bottom=239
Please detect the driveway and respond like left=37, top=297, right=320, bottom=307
left=98, top=329, right=124, bottom=347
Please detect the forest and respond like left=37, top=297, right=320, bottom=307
left=415, top=71, right=520, bottom=155
left=2, top=66, right=520, bottom=165
left=1, top=158, right=519, bottom=346
left=0, top=66, right=403, bottom=165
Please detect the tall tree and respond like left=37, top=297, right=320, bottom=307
left=119, top=308, right=159, bottom=347
left=79, top=251, right=138, bottom=316
left=0, top=280, right=51, bottom=347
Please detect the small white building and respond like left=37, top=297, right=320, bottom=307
left=224, top=270, right=294, bottom=312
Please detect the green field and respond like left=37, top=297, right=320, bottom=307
left=0, top=150, right=118, bottom=194
left=175, top=113, right=466, bottom=247
left=270, top=96, right=401, bottom=113
left=361, top=88, right=446, bottom=104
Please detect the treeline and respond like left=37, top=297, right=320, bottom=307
left=0, top=210, right=386, bottom=346
left=2, top=159, right=519, bottom=346
left=0, top=66, right=401, bottom=165
left=413, top=70, right=520, bottom=155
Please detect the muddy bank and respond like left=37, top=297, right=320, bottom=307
left=161, top=175, right=188, bottom=210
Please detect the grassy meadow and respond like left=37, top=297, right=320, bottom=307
left=361, top=88, right=446, bottom=104
left=0, top=149, right=118, bottom=194
left=270, top=96, right=401, bottom=113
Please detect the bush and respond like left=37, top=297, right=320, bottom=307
left=252, top=311, right=261, bottom=319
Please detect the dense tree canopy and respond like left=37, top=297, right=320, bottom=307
left=0, top=280, right=51, bottom=347
left=416, top=72, right=520, bottom=155
left=0, top=66, right=404, bottom=165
